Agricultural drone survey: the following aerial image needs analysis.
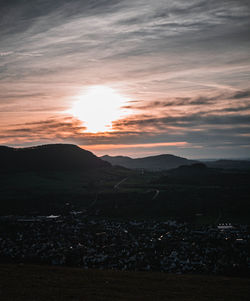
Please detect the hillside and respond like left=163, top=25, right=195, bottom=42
left=206, top=159, right=250, bottom=170
left=101, top=154, right=197, bottom=171
left=0, top=144, right=110, bottom=172
left=0, top=264, right=249, bottom=301
left=0, top=144, right=249, bottom=221
left=158, top=163, right=250, bottom=186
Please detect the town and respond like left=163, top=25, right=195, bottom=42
left=0, top=214, right=249, bottom=276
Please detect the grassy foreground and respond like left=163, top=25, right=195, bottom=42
left=0, top=264, right=249, bottom=301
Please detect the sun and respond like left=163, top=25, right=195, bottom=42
left=68, top=86, right=129, bottom=133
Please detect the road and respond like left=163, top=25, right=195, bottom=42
left=113, top=177, right=128, bottom=190
left=152, top=189, right=159, bottom=200
left=87, top=177, right=128, bottom=211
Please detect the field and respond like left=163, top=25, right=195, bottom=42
left=0, top=264, right=250, bottom=301
left=0, top=166, right=249, bottom=223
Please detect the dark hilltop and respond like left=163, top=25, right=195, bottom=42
left=0, top=144, right=110, bottom=172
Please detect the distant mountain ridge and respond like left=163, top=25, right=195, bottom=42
left=101, top=154, right=197, bottom=171
left=0, top=144, right=110, bottom=172
left=1, top=144, right=249, bottom=173
left=205, top=159, right=250, bottom=170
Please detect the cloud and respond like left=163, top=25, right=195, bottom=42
left=0, top=117, right=85, bottom=143
left=87, top=141, right=189, bottom=150
left=112, top=112, right=250, bottom=130
left=125, top=89, right=250, bottom=111
left=0, top=51, right=13, bottom=56
left=0, top=0, right=249, bottom=158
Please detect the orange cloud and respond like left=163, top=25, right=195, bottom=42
left=81, top=141, right=189, bottom=150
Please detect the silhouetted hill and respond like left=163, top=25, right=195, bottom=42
left=206, top=159, right=250, bottom=170
left=170, top=162, right=209, bottom=175
left=0, top=144, right=110, bottom=172
left=158, top=163, right=250, bottom=186
left=101, top=154, right=197, bottom=170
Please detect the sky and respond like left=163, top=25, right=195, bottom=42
left=0, top=0, right=250, bottom=158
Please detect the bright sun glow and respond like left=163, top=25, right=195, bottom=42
left=69, top=86, right=129, bottom=133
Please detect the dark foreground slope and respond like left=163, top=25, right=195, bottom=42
left=0, top=264, right=249, bottom=301
left=101, top=154, right=197, bottom=170
left=0, top=144, right=110, bottom=172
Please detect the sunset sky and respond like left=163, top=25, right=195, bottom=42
left=0, top=0, right=250, bottom=158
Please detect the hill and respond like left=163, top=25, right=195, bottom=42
left=0, top=264, right=249, bottom=301
left=101, top=154, right=197, bottom=171
left=158, top=163, right=250, bottom=186
left=0, top=144, right=110, bottom=172
left=206, top=159, right=250, bottom=170
left=0, top=145, right=249, bottom=222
